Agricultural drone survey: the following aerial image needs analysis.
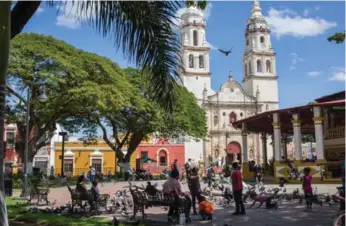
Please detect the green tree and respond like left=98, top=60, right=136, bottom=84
left=7, top=33, right=134, bottom=162
left=327, top=32, right=345, bottom=44
left=64, top=68, right=207, bottom=166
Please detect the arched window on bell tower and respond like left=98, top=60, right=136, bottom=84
left=266, top=60, right=271, bottom=73
left=193, top=30, right=198, bottom=46
left=257, top=59, right=262, bottom=72
left=199, top=55, right=204, bottom=68
left=189, top=54, right=194, bottom=68
left=244, top=63, right=247, bottom=76
left=249, top=62, right=252, bottom=74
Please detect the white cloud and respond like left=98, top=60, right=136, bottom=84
left=56, top=2, right=93, bottom=29
left=307, top=71, right=323, bottom=77
left=329, top=67, right=345, bottom=82
left=314, top=6, right=320, bottom=11
left=36, top=7, right=44, bottom=14
left=264, top=8, right=337, bottom=38
left=289, top=52, right=304, bottom=71
left=289, top=66, right=296, bottom=71
left=303, top=9, right=309, bottom=17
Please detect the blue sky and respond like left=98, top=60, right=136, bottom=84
left=22, top=1, right=345, bottom=109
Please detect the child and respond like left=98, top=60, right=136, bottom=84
left=91, top=181, right=100, bottom=201
left=302, top=167, right=313, bottom=209
left=198, top=195, right=214, bottom=220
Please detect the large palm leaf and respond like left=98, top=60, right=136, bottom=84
left=63, top=1, right=184, bottom=111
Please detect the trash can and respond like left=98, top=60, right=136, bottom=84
left=4, top=162, right=13, bottom=197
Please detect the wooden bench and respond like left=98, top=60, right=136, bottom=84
left=21, top=178, right=50, bottom=205
left=128, top=182, right=191, bottom=223
left=67, top=186, right=110, bottom=213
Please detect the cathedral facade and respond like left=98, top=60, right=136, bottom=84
left=179, top=1, right=279, bottom=165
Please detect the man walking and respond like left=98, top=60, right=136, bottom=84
left=231, top=162, right=245, bottom=215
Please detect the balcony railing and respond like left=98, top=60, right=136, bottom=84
left=325, top=126, right=345, bottom=140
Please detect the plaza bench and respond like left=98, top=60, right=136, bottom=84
left=67, top=186, right=110, bottom=213
left=20, top=178, right=50, bottom=205
left=128, top=182, right=191, bottom=223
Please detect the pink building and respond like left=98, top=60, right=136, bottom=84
left=136, top=138, right=185, bottom=175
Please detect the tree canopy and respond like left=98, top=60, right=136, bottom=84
left=327, top=32, right=345, bottom=44
left=64, top=68, right=207, bottom=163
left=7, top=33, right=135, bottom=161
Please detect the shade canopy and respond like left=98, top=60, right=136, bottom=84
left=232, top=99, right=345, bottom=135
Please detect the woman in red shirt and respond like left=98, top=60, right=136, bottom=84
left=231, top=162, right=245, bottom=215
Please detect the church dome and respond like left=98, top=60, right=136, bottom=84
left=181, top=6, right=203, bottom=19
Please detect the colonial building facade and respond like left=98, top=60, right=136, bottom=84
left=180, top=1, right=279, bottom=164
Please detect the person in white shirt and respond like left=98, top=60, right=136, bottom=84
left=90, top=166, right=96, bottom=182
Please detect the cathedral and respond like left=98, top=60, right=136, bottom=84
left=179, top=0, right=279, bottom=165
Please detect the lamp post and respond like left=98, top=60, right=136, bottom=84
left=23, top=83, right=48, bottom=194
left=59, top=132, right=67, bottom=177
left=225, top=131, right=230, bottom=163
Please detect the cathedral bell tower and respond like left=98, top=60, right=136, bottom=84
left=242, top=0, right=279, bottom=111
left=180, top=5, right=211, bottom=101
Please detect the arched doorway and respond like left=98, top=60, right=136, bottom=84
left=227, top=141, right=242, bottom=164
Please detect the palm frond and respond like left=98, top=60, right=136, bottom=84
left=75, top=1, right=183, bottom=112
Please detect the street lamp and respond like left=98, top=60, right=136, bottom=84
left=23, top=84, right=48, bottom=194
left=225, top=131, right=230, bottom=163
left=59, top=132, right=68, bottom=177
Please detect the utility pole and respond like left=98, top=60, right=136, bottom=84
left=59, top=132, right=67, bottom=176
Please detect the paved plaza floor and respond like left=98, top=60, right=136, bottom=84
left=39, top=181, right=341, bottom=225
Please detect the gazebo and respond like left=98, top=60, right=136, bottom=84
left=232, top=91, right=345, bottom=181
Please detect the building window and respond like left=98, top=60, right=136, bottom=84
left=240, top=112, right=243, bottom=117
left=266, top=104, right=269, bottom=111
left=159, top=150, right=167, bottom=166
left=266, top=60, right=272, bottom=73
left=6, top=131, right=15, bottom=147
left=223, top=112, right=226, bottom=116
left=260, top=36, right=264, bottom=43
left=249, top=62, right=252, bottom=74
left=193, top=30, right=198, bottom=46
left=189, top=54, right=194, bottom=68
left=246, top=39, right=249, bottom=46
left=64, top=159, right=73, bottom=174
left=199, top=55, right=204, bottom=68
left=196, top=76, right=198, bottom=80
left=213, top=115, right=218, bottom=126
left=229, top=112, right=237, bottom=124
left=91, top=158, right=102, bottom=173
left=244, top=63, right=247, bottom=76
left=256, top=59, right=262, bottom=72
left=141, top=151, right=148, bottom=159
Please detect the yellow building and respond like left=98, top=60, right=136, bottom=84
left=54, top=141, right=137, bottom=176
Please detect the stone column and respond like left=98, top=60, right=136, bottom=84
left=272, top=113, right=281, bottom=161
left=313, top=106, right=325, bottom=160
left=241, top=123, right=248, bottom=163
left=292, top=114, right=302, bottom=160
left=261, top=133, right=268, bottom=170
left=241, top=123, right=252, bottom=179
left=281, top=135, right=288, bottom=160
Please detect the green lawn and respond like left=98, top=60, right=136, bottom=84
left=6, top=198, right=142, bottom=226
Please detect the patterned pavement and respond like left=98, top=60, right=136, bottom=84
left=38, top=181, right=341, bottom=225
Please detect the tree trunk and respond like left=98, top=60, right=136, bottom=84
left=10, top=1, right=41, bottom=39
left=0, top=1, right=11, bottom=194
left=0, top=3, right=10, bottom=226
left=124, top=133, right=144, bottom=162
